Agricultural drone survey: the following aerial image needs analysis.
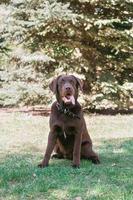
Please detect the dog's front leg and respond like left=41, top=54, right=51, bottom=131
left=72, top=132, right=82, bottom=168
left=38, top=131, right=57, bottom=168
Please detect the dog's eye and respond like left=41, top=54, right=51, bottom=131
left=70, top=80, right=74, bottom=84
left=61, top=79, right=65, bottom=83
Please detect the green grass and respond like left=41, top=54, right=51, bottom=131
left=0, top=112, right=133, bottom=200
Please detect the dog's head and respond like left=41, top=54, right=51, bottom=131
left=49, top=75, right=83, bottom=106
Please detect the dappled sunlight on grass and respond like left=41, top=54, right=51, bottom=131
left=1, top=138, right=133, bottom=200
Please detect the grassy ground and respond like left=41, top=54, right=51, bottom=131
left=0, top=112, right=133, bottom=200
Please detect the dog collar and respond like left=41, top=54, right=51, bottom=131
left=56, top=103, right=80, bottom=119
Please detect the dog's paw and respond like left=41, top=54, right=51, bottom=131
left=51, top=154, right=64, bottom=159
left=91, top=158, right=100, bottom=165
left=72, top=164, right=80, bottom=168
left=38, top=162, right=48, bottom=168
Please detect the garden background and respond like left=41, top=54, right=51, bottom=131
left=0, top=0, right=133, bottom=113
left=0, top=1, right=133, bottom=200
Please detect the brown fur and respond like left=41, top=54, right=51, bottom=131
left=38, top=75, right=100, bottom=168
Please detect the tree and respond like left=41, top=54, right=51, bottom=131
left=0, top=0, right=133, bottom=110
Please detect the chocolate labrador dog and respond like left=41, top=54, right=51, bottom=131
left=38, top=75, right=100, bottom=168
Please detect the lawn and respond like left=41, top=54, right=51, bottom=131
left=0, top=112, right=133, bottom=200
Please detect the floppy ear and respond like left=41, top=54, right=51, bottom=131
left=72, top=76, right=84, bottom=92
left=49, top=75, right=61, bottom=93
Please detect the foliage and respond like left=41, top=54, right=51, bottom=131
left=82, top=82, right=133, bottom=111
left=0, top=0, right=133, bottom=110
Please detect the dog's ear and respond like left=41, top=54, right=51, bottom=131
left=49, top=78, right=58, bottom=93
left=49, top=75, right=61, bottom=93
left=72, top=76, right=84, bottom=92
left=76, top=77, right=84, bottom=92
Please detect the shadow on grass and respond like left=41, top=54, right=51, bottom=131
left=0, top=138, right=133, bottom=200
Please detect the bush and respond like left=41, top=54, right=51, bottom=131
left=0, top=0, right=132, bottom=111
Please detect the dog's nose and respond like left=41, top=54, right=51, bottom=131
left=65, top=87, right=71, bottom=91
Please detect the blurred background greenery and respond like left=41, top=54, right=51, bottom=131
left=0, top=0, right=133, bottom=112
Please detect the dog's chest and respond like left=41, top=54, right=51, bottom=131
left=56, top=124, right=76, bottom=137
left=59, top=116, right=79, bottom=133
left=51, top=110, right=81, bottom=137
